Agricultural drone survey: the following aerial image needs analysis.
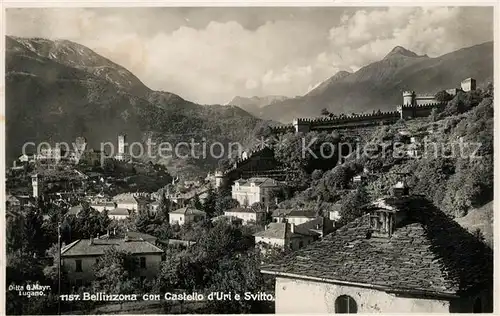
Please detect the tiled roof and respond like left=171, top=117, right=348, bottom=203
left=235, top=177, right=278, bottom=187
left=254, top=223, right=319, bottom=239
left=271, top=208, right=316, bottom=218
left=61, top=238, right=163, bottom=257
left=170, top=206, right=206, bottom=216
left=108, top=208, right=129, bottom=216
left=261, top=197, right=493, bottom=296
left=226, top=207, right=263, bottom=214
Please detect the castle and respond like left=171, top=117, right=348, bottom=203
left=271, top=77, right=476, bottom=135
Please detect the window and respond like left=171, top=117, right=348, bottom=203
left=140, top=257, right=146, bottom=269
left=75, top=260, right=82, bottom=272
left=95, top=258, right=99, bottom=265
left=335, top=295, right=357, bottom=313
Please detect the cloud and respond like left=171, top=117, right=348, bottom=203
left=6, top=7, right=493, bottom=104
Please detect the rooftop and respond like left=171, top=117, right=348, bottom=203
left=61, top=238, right=163, bottom=257
left=254, top=222, right=319, bottom=239
left=227, top=207, right=265, bottom=214
left=261, top=197, right=492, bottom=297
left=170, top=206, right=206, bottom=216
left=272, top=208, right=316, bottom=218
left=234, top=177, right=278, bottom=187
left=108, top=208, right=130, bottom=216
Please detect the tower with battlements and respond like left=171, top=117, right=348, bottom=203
left=32, top=174, right=43, bottom=198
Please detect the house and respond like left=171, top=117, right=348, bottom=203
left=61, top=235, right=164, bottom=285
left=329, top=204, right=342, bottom=222
left=90, top=201, right=116, bottom=213
left=254, top=222, right=319, bottom=252
left=224, top=207, right=266, bottom=225
left=6, top=195, right=21, bottom=208
left=231, top=177, right=279, bottom=206
left=67, top=204, right=84, bottom=216
left=260, top=193, right=493, bottom=313
left=211, top=215, right=243, bottom=225
left=169, top=206, right=206, bottom=226
left=149, top=201, right=160, bottom=214
left=272, top=209, right=317, bottom=225
left=113, top=194, right=148, bottom=212
left=108, top=208, right=130, bottom=220
left=295, top=216, right=335, bottom=238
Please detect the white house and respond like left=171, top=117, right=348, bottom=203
left=113, top=194, right=148, bottom=212
left=231, top=177, right=278, bottom=206
left=61, top=234, right=163, bottom=286
left=254, top=222, right=319, bottom=251
left=272, top=209, right=317, bottom=225
left=169, top=207, right=206, bottom=226
left=224, top=207, right=266, bottom=225
left=90, top=201, right=116, bottom=213
left=108, top=207, right=130, bottom=220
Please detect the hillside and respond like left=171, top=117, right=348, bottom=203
left=260, top=41, right=494, bottom=122
left=226, top=95, right=289, bottom=117
left=5, top=36, right=260, bottom=176
left=455, top=201, right=493, bottom=247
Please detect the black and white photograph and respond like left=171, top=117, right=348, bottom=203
left=3, top=3, right=496, bottom=314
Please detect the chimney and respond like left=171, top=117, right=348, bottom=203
left=290, top=223, right=295, bottom=234
left=89, top=237, right=94, bottom=245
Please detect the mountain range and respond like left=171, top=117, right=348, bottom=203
left=5, top=36, right=260, bottom=176
left=256, top=42, right=494, bottom=122
left=226, top=95, right=290, bottom=117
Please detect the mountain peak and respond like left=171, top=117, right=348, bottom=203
left=384, top=46, right=420, bottom=59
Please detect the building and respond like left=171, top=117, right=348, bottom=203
left=272, top=209, right=317, bottom=225
left=260, top=194, right=493, bottom=313
left=61, top=235, right=164, bottom=285
left=31, top=174, right=43, bottom=198
left=461, top=78, right=476, bottom=92
left=113, top=194, right=148, bottom=212
left=294, top=216, right=335, bottom=238
left=6, top=195, right=21, bottom=208
left=224, top=207, right=266, bottom=225
left=254, top=222, right=319, bottom=251
left=211, top=215, right=243, bottom=226
left=231, top=177, right=278, bottom=206
left=90, top=201, right=116, bottom=213
left=108, top=208, right=130, bottom=220
left=169, top=206, right=206, bottom=226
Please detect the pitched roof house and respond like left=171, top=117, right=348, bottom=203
left=224, top=206, right=266, bottom=225
left=254, top=222, right=320, bottom=251
left=260, top=196, right=493, bottom=313
left=61, top=236, right=164, bottom=285
left=169, top=206, right=206, bottom=226
left=272, top=208, right=317, bottom=225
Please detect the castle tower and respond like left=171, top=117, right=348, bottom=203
left=461, top=78, right=476, bottom=92
left=214, top=170, right=224, bottom=188
left=118, top=134, right=126, bottom=156
left=31, top=174, right=43, bottom=198
left=75, top=136, right=87, bottom=152
left=402, top=91, right=415, bottom=106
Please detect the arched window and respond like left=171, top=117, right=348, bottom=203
left=473, top=297, right=482, bottom=313
left=335, top=295, right=357, bottom=314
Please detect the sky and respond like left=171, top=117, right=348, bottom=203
left=6, top=7, right=494, bottom=105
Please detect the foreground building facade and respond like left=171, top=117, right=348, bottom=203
left=261, top=195, right=493, bottom=313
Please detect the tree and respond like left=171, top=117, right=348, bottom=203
left=202, top=185, right=217, bottom=217
left=435, top=90, right=453, bottom=102
left=91, top=248, right=139, bottom=294
left=23, top=207, right=45, bottom=256
left=338, top=185, right=369, bottom=226
left=190, top=193, right=203, bottom=210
